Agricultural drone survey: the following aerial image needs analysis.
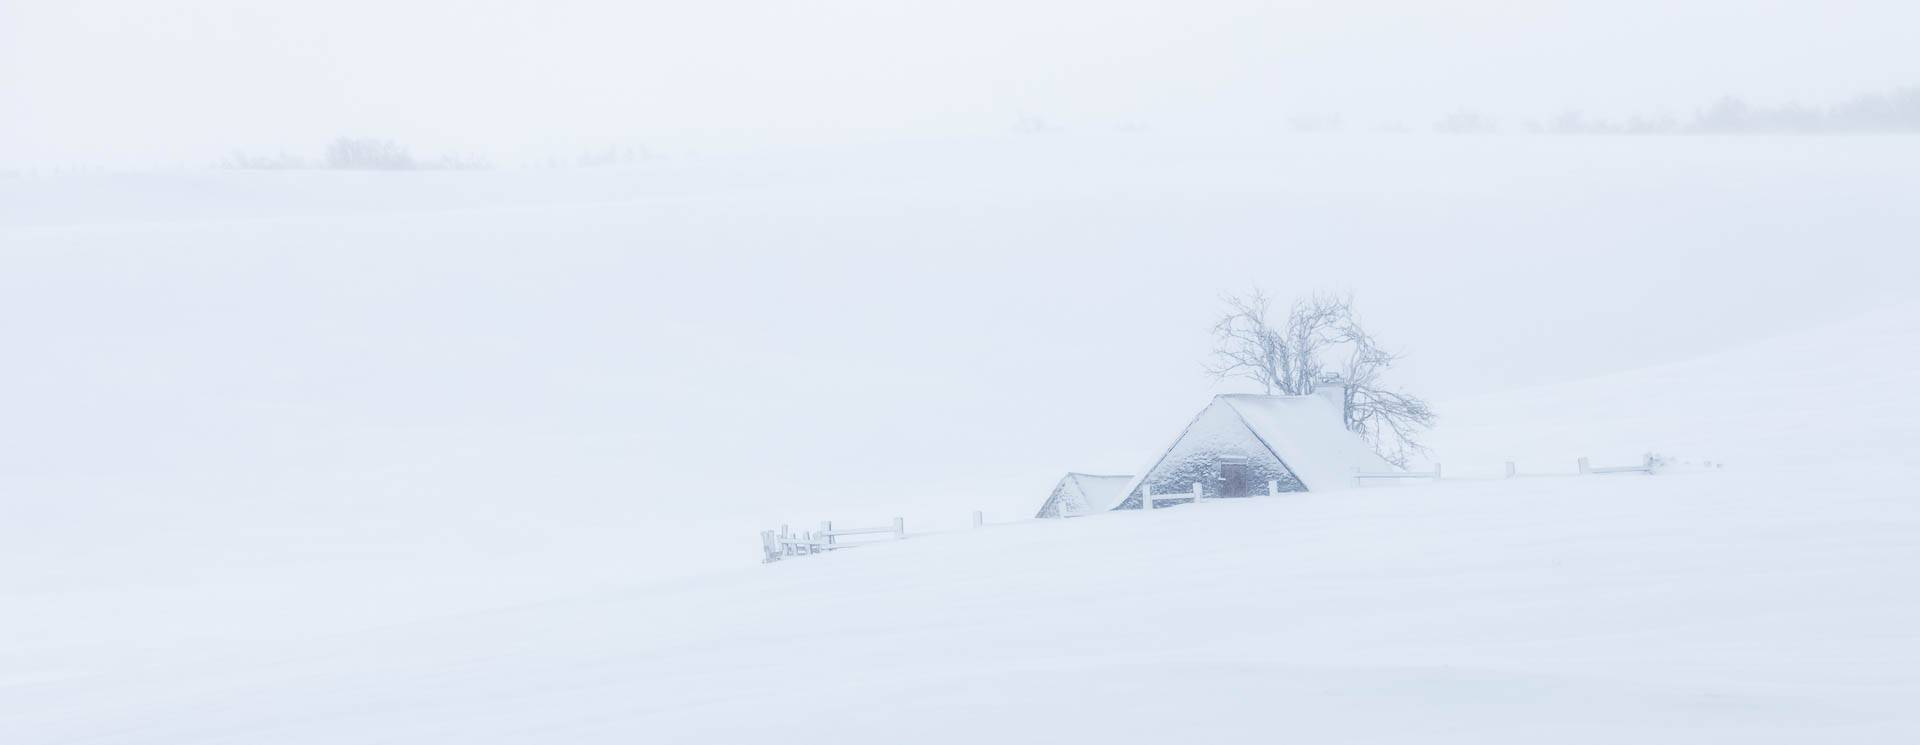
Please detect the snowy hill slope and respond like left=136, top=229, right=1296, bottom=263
left=5, top=305, right=1917, bottom=743
left=1425, top=302, right=1920, bottom=472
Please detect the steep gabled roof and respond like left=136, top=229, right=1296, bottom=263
left=1108, top=393, right=1396, bottom=507
left=1105, top=404, right=1219, bottom=509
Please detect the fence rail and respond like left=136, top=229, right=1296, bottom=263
left=1355, top=465, right=1443, bottom=480
left=761, top=512, right=992, bottom=563
left=1356, top=455, right=1658, bottom=486
left=761, top=518, right=903, bottom=562
left=1580, top=456, right=1656, bottom=475
left=761, top=454, right=1666, bottom=563
left=820, top=523, right=901, bottom=539
left=1141, top=482, right=1205, bottom=509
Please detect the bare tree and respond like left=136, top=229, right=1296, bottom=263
left=1204, top=290, right=1348, bottom=395
left=1282, top=293, right=1348, bottom=395
left=1206, top=289, right=1435, bottom=466
left=1203, top=289, right=1289, bottom=394
left=1333, top=316, right=1437, bottom=467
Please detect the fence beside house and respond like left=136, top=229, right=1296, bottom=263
left=760, top=454, right=1669, bottom=563
left=1355, top=454, right=1659, bottom=486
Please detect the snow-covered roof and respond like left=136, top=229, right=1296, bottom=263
left=1107, top=393, right=1396, bottom=506
left=1066, top=473, right=1132, bottom=511
left=1040, top=473, right=1135, bottom=517
left=1215, top=394, right=1395, bottom=490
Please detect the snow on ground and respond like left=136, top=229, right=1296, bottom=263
left=2, top=138, right=1916, bottom=742
left=5, top=300, right=1917, bottom=742
left=1425, top=302, right=1920, bottom=474
left=8, top=463, right=1917, bottom=743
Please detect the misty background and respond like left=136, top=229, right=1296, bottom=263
left=3, top=1, right=1918, bottom=622
left=5, top=0, right=1920, bottom=167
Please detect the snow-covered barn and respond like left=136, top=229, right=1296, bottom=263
left=1034, top=473, right=1133, bottom=519
left=1108, top=389, right=1396, bottom=510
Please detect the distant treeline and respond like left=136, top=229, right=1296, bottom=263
left=1281, top=86, right=1920, bottom=135
left=225, top=138, right=661, bottom=171
left=1531, top=87, right=1920, bottom=135
left=225, top=137, right=489, bottom=171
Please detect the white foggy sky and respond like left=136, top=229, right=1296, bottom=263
left=5, top=134, right=1917, bottom=535
left=4, top=0, right=1919, bottom=166
left=3, top=2, right=1919, bottom=585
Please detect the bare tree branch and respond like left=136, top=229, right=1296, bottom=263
left=1332, top=310, right=1436, bottom=467
left=1203, top=289, right=1289, bottom=394
left=1207, top=290, right=1436, bottom=467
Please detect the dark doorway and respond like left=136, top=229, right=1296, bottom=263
left=1219, top=456, right=1249, bottom=498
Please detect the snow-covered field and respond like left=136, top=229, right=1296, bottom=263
left=8, top=310, right=1919, bottom=742
left=3, top=138, right=1917, bottom=742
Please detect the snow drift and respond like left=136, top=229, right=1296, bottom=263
left=5, top=297, right=1916, bottom=743
left=2, top=141, right=1915, bottom=743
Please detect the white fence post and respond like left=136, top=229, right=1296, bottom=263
left=760, top=530, right=778, bottom=563
left=1142, top=485, right=1154, bottom=511
left=892, top=517, right=905, bottom=540
left=820, top=521, right=835, bottom=549
left=971, top=510, right=984, bottom=528
left=1504, top=461, right=1516, bottom=478
left=1191, top=482, right=1203, bottom=504
left=1577, top=457, right=1591, bottom=475
left=1433, top=463, right=1443, bottom=479
left=1267, top=479, right=1279, bottom=496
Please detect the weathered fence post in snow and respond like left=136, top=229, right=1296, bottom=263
left=760, top=530, right=778, bottom=563
left=1577, top=457, right=1591, bottom=475
left=1433, top=463, right=1443, bottom=479
left=1267, top=479, right=1279, bottom=497
left=1191, top=482, right=1204, bottom=505
left=820, top=521, right=835, bottom=548
left=891, top=517, right=905, bottom=540
left=971, top=510, right=984, bottom=528
left=1142, top=484, right=1154, bottom=511
left=1504, top=461, right=1517, bottom=478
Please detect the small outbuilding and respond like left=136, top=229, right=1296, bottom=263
left=1034, top=473, right=1135, bottom=519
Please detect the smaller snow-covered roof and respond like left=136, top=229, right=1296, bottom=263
left=1065, top=473, right=1132, bottom=514
left=1041, top=472, right=1135, bottom=517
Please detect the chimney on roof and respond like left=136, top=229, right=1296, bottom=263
left=1312, top=373, right=1347, bottom=422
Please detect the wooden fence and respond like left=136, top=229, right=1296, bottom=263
left=760, top=456, right=1662, bottom=562
left=761, top=511, right=988, bottom=563
left=1145, top=479, right=1317, bottom=508
left=1141, top=482, right=1203, bottom=509
left=1355, top=454, right=1658, bottom=485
